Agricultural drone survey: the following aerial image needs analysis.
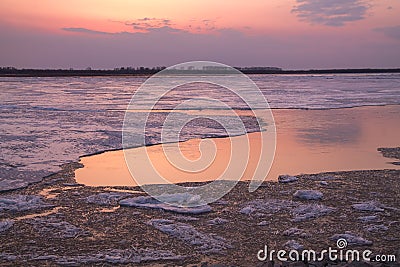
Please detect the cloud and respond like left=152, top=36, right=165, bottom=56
left=292, top=0, right=369, bottom=26
left=125, top=18, right=173, bottom=32
left=62, top=25, right=186, bottom=37
left=62, top=27, right=111, bottom=35
left=62, top=18, right=221, bottom=38
left=374, top=25, right=400, bottom=40
left=116, top=17, right=220, bottom=34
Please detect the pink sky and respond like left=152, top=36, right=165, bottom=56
left=0, top=0, right=399, bottom=69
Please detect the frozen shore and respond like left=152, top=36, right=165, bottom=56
left=0, top=147, right=399, bottom=266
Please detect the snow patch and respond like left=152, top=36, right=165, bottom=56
left=292, top=204, right=335, bottom=222
left=2, top=248, right=184, bottom=265
left=284, top=240, right=304, bottom=251
left=330, top=233, right=372, bottom=246
left=240, top=199, right=296, bottom=216
left=278, top=175, right=298, bottom=183
left=352, top=201, right=384, bottom=212
left=240, top=199, right=334, bottom=222
left=365, top=224, right=388, bottom=232
left=293, top=190, right=323, bottom=200
left=173, top=215, right=200, bottom=222
left=358, top=215, right=380, bottom=223
left=208, top=217, right=228, bottom=225
left=28, top=217, right=89, bottom=238
left=120, top=194, right=212, bottom=214
left=283, top=227, right=309, bottom=238
left=148, top=219, right=231, bottom=254
left=86, top=192, right=131, bottom=206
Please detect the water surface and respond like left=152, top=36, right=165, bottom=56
left=76, top=105, right=400, bottom=186
left=1, top=74, right=399, bottom=189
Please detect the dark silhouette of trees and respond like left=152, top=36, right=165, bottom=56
left=0, top=66, right=399, bottom=77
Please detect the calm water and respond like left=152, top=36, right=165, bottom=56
left=76, top=106, right=400, bottom=186
left=1, top=74, right=400, bottom=189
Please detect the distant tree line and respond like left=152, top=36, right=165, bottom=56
left=0, top=66, right=167, bottom=77
left=0, top=66, right=399, bottom=77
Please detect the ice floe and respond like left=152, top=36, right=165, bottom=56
left=351, top=201, right=384, bottom=212
left=28, top=217, right=89, bottom=238
left=292, top=204, right=335, bottom=222
left=282, top=227, right=309, bottom=238
left=293, top=190, right=323, bottom=200
left=66, top=248, right=184, bottom=264
left=278, top=175, right=298, bottom=183
left=0, top=220, right=14, bottom=233
left=257, top=221, right=268, bottom=226
left=365, top=224, right=388, bottom=232
left=119, top=194, right=212, bottom=214
left=331, top=233, right=372, bottom=246
left=284, top=240, right=304, bottom=251
left=0, top=195, right=53, bottom=213
left=173, top=215, right=200, bottom=222
left=86, top=192, right=131, bottom=206
left=240, top=199, right=296, bottom=215
left=240, top=199, right=334, bottom=222
left=148, top=219, right=231, bottom=254
left=208, top=217, right=228, bottom=225
left=357, top=215, right=380, bottom=223
left=2, top=248, right=184, bottom=265
left=0, top=178, right=30, bottom=192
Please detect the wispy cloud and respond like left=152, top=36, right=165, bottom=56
left=62, top=25, right=185, bottom=36
left=112, top=17, right=221, bottom=34
left=292, top=0, right=369, bottom=26
left=124, top=17, right=174, bottom=32
left=193, top=19, right=217, bottom=32
left=62, top=27, right=111, bottom=35
left=374, top=25, right=400, bottom=40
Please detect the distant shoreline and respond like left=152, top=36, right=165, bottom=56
left=1, top=67, right=400, bottom=77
